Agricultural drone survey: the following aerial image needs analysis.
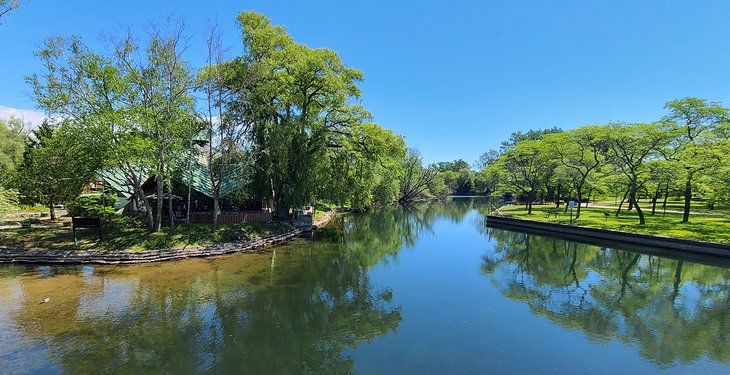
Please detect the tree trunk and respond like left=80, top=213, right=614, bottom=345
left=616, top=187, right=629, bottom=217
left=575, top=187, right=582, bottom=220
left=682, top=174, right=692, bottom=223
left=48, top=202, right=56, bottom=221
left=212, top=191, right=220, bottom=232
left=133, top=181, right=154, bottom=231
left=154, top=176, right=164, bottom=232
left=555, top=183, right=562, bottom=208
left=630, top=182, right=645, bottom=225
left=585, top=187, right=592, bottom=208
left=167, top=183, right=174, bottom=227
left=651, top=184, right=660, bottom=215
left=527, top=191, right=534, bottom=214
left=662, top=181, right=669, bottom=217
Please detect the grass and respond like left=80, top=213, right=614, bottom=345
left=313, top=206, right=333, bottom=221
left=497, top=203, right=730, bottom=244
left=0, top=221, right=293, bottom=252
left=589, top=197, right=730, bottom=215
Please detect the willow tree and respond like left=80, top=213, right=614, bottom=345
left=398, top=149, right=439, bottom=203
left=231, top=11, right=378, bottom=219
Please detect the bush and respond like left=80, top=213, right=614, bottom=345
left=66, top=194, right=119, bottom=229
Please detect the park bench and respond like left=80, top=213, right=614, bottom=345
left=72, top=217, right=103, bottom=246
left=546, top=209, right=561, bottom=218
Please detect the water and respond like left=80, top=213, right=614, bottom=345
left=1, top=197, right=728, bottom=374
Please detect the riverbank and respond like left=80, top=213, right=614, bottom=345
left=486, top=215, right=730, bottom=263
left=496, top=204, right=730, bottom=244
left=0, top=210, right=336, bottom=264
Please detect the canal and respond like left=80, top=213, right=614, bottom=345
left=1, top=197, right=728, bottom=374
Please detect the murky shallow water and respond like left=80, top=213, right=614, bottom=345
left=1, top=198, right=728, bottom=374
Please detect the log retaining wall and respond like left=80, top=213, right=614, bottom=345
left=0, top=210, right=336, bottom=265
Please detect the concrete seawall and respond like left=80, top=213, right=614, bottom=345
left=486, top=215, right=730, bottom=265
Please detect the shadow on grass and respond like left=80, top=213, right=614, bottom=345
left=500, top=204, right=730, bottom=244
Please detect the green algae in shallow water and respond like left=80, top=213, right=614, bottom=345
left=1, top=198, right=729, bottom=374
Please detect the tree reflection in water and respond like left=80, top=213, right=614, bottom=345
left=482, top=229, right=730, bottom=367
left=2, top=227, right=401, bottom=374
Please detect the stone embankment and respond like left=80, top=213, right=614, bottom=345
left=0, top=210, right=336, bottom=265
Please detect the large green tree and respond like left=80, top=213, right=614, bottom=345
left=28, top=23, right=197, bottom=231
left=500, top=139, right=556, bottom=214
left=13, top=121, right=103, bottom=220
left=543, top=125, right=606, bottom=219
left=231, top=11, right=388, bottom=218
left=604, top=122, right=671, bottom=225
left=663, top=97, right=728, bottom=222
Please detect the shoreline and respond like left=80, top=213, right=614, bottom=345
left=485, top=215, right=730, bottom=264
left=0, top=210, right=336, bottom=265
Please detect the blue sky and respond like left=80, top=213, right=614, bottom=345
left=2, top=1, right=730, bottom=164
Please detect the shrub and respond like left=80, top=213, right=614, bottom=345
left=66, top=194, right=119, bottom=229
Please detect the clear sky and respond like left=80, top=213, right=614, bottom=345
left=2, top=0, right=730, bottom=164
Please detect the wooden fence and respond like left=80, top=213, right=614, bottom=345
left=189, top=211, right=272, bottom=224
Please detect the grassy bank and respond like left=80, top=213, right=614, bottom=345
left=497, top=204, right=730, bottom=244
left=0, top=221, right=293, bottom=252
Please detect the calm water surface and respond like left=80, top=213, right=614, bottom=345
left=1, top=198, right=729, bottom=374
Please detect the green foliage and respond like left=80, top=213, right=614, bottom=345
left=0, top=117, right=27, bottom=184
left=65, top=194, right=118, bottom=228
left=11, top=121, right=103, bottom=220
left=0, top=187, right=18, bottom=220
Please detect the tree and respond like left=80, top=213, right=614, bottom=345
left=0, top=116, right=27, bottom=183
left=115, top=22, right=197, bottom=231
left=605, top=122, right=671, bottom=225
left=663, top=98, right=728, bottom=222
left=199, top=25, right=252, bottom=231
left=13, top=121, right=103, bottom=220
left=435, top=159, right=470, bottom=172
left=28, top=35, right=154, bottom=229
left=501, top=139, right=556, bottom=214
left=28, top=22, right=197, bottom=231
left=500, top=127, right=562, bottom=153
left=399, top=149, right=439, bottom=203
left=0, top=0, right=19, bottom=22
left=474, top=149, right=501, bottom=170
left=234, top=11, right=380, bottom=219
left=543, top=125, right=606, bottom=219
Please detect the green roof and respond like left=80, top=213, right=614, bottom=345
left=180, top=160, right=247, bottom=198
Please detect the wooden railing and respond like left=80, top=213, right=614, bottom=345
left=189, top=211, right=272, bottom=224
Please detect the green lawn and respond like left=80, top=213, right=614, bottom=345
left=590, top=198, right=730, bottom=215
left=497, top=204, right=730, bottom=244
left=0, top=221, right=293, bottom=252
